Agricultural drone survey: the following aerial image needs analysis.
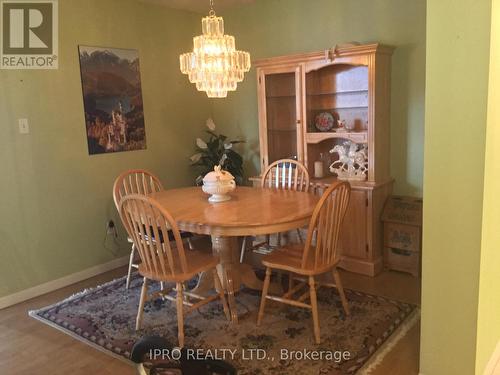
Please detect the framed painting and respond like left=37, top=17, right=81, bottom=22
left=78, top=46, right=147, bottom=155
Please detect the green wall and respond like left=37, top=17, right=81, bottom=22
left=211, top=0, right=426, bottom=196
left=0, top=0, right=211, bottom=297
left=421, top=0, right=492, bottom=374
left=0, top=0, right=427, bottom=298
left=475, top=0, right=500, bottom=372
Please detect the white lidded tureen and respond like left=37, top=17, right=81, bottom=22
left=202, top=165, right=236, bottom=203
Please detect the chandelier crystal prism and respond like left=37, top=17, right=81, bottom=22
left=179, top=0, right=251, bottom=98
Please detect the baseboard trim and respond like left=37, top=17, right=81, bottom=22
left=0, top=255, right=130, bottom=310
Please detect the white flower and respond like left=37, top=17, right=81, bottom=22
left=206, top=118, right=216, bottom=131
left=196, top=138, right=207, bottom=149
left=219, top=153, right=228, bottom=165
left=190, top=153, right=202, bottom=163
left=224, top=143, right=233, bottom=150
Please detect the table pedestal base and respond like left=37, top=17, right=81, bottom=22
left=191, top=235, right=280, bottom=323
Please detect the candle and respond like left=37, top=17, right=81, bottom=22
left=314, top=161, right=324, bottom=178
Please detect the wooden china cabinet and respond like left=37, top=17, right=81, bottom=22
left=251, top=43, right=394, bottom=276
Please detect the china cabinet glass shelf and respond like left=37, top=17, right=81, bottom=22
left=305, top=131, right=368, bottom=144
left=266, top=94, right=297, bottom=98
left=310, top=106, right=369, bottom=110
left=307, top=89, right=369, bottom=96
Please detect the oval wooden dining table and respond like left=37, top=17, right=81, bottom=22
left=149, top=186, right=320, bottom=323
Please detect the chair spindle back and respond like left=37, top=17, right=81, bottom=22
left=302, top=181, right=350, bottom=270
left=113, top=169, right=163, bottom=210
left=261, top=159, right=310, bottom=192
left=120, top=195, right=188, bottom=277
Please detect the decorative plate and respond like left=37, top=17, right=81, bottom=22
left=315, top=112, right=334, bottom=132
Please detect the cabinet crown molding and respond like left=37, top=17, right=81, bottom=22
left=253, top=43, right=395, bottom=67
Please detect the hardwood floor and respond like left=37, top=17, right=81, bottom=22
left=0, top=266, right=420, bottom=375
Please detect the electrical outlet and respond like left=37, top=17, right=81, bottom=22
left=106, top=220, right=116, bottom=235
left=103, top=220, right=119, bottom=254
left=18, top=118, right=29, bottom=134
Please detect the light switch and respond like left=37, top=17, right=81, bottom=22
left=18, top=118, right=29, bottom=134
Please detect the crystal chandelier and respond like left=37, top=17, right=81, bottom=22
left=179, top=0, right=251, bottom=98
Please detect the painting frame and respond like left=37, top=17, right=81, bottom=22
left=78, top=45, right=147, bottom=155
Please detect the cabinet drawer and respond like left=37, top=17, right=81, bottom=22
left=384, top=248, right=420, bottom=277
left=384, top=223, right=420, bottom=252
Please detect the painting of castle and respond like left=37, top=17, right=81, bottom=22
left=78, top=46, right=147, bottom=155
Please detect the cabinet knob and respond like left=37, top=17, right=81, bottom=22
left=296, top=120, right=301, bottom=124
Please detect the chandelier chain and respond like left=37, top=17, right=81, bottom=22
left=209, top=0, right=215, bottom=17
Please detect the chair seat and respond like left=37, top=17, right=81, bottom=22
left=262, top=244, right=339, bottom=276
left=139, top=250, right=218, bottom=282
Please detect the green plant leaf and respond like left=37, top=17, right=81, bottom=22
left=190, top=128, right=245, bottom=185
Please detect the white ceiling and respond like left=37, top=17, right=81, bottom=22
left=140, top=0, right=255, bottom=13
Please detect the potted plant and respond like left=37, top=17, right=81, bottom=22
left=190, top=118, right=245, bottom=185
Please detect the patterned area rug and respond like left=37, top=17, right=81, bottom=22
left=29, top=273, right=418, bottom=375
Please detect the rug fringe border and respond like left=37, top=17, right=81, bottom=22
left=28, top=276, right=134, bottom=366
left=357, top=308, right=420, bottom=374
left=28, top=276, right=128, bottom=316
left=28, top=309, right=134, bottom=366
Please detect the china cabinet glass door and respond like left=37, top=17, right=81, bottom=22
left=258, top=66, right=303, bottom=170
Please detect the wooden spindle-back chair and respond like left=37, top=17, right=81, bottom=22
left=113, top=170, right=164, bottom=289
left=261, top=159, right=310, bottom=192
left=113, top=169, right=192, bottom=289
left=240, top=159, right=310, bottom=263
left=120, top=195, right=230, bottom=348
left=257, top=181, right=351, bottom=344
